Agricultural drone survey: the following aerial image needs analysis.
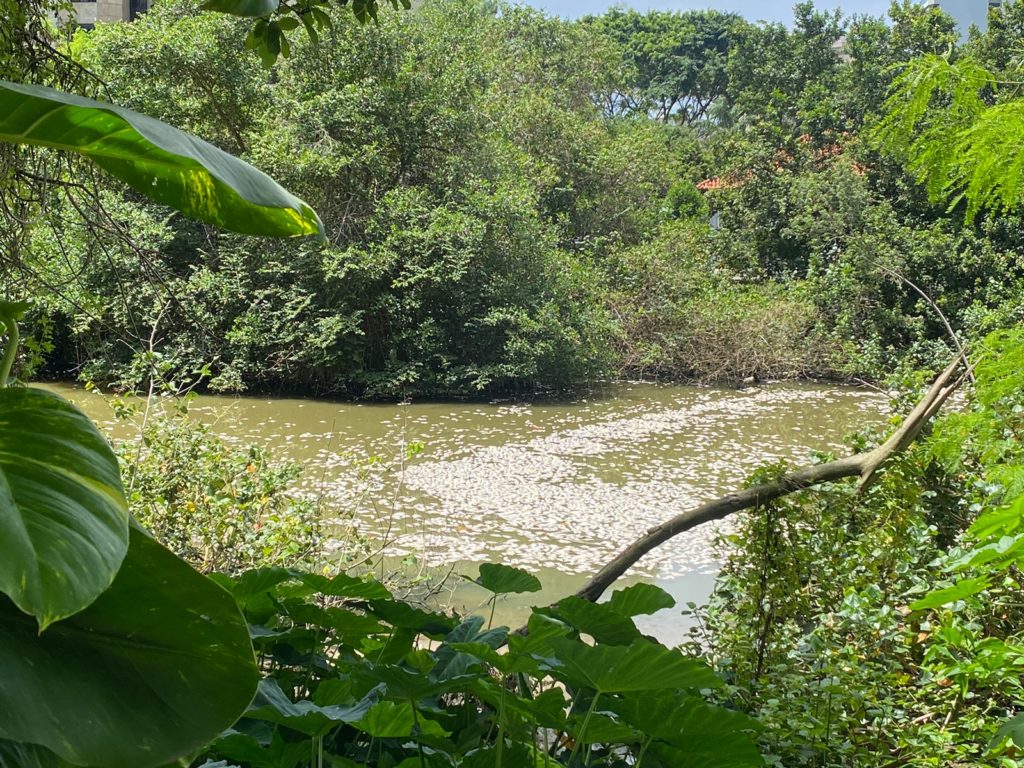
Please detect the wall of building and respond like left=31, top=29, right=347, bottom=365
left=925, top=0, right=1001, bottom=38
left=70, top=0, right=149, bottom=26
left=96, top=0, right=130, bottom=22
left=70, top=2, right=98, bottom=25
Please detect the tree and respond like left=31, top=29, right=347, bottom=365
left=583, top=8, right=742, bottom=125
left=875, top=52, right=1024, bottom=221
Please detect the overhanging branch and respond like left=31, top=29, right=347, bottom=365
left=573, top=356, right=970, bottom=604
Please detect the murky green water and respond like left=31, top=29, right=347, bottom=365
left=46, top=381, right=886, bottom=642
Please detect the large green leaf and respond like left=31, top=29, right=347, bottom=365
left=609, top=692, right=763, bottom=767
left=606, top=583, right=676, bottom=618
left=543, top=638, right=722, bottom=693
left=0, top=81, right=323, bottom=238
left=0, top=387, right=128, bottom=628
left=474, top=563, right=542, bottom=595
left=910, top=576, right=990, bottom=610
left=0, top=527, right=259, bottom=768
left=357, top=701, right=449, bottom=739
left=366, top=597, right=456, bottom=634
left=545, top=597, right=641, bottom=645
left=992, top=713, right=1024, bottom=750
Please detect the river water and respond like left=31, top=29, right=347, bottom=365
left=47, top=381, right=886, bottom=642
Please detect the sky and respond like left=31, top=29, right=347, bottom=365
left=526, top=0, right=896, bottom=25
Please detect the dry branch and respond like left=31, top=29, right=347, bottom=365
left=573, top=356, right=970, bottom=604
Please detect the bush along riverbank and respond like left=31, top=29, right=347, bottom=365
left=10, top=0, right=1024, bottom=397
left=689, top=330, right=1024, bottom=766
left=7, top=0, right=1024, bottom=766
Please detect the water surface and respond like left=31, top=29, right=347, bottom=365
left=49, top=381, right=886, bottom=641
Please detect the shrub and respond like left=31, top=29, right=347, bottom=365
left=115, top=396, right=328, bottom=574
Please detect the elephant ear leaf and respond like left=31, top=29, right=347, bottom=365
left=0, top=387, right=129, bottom=630
left=0, top=80, right=324, bottom=239
left=0, top=527, right=259, bottom=768
left=474, top=563, right=542, bottom=595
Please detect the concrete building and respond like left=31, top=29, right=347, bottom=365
left=71, top=0, right=150, bottom=28
left=923, top=0, right=1002, bottom=38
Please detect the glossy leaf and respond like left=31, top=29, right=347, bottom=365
left=0, top=527, right=258, bottom=768
left=910, top=576, right=990, bottom=610
left=0, top=81, right=323, bottom=238
left=546, top=596, right=641, bottom=645
left=544, top=638, right=723, bottom=693
left=606, top=582, right=676, bottom=617
left=474, top=563, right=542, bottom=595
left=0, top=387, right=128, bottom=628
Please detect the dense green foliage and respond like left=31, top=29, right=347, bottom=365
left=8, top=0, right=1024, bottom=765
left=691, top=24, right=1024, bottom=763
left=198, top=567, right=762, bottom=768
left=10, top=0, right=1024, bottom=395
left=32, top=0, right=640, bottom=396
left=115, top=396, right=329, bottom=574
left=695, top=331, right=1024, bottom=766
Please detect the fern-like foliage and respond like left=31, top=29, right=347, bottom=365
left=872, top=53, right=1024, bottom=220
left=953, top=100, right=1024, bottom=218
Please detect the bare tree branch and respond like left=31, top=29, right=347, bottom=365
left=572, top=355, right=970, bottom=604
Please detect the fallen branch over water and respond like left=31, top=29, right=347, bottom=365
left=573, top=356, right=971, bottom=604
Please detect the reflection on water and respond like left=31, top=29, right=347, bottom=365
left=47, top=381, right=886, bottom=642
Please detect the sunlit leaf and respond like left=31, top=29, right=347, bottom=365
left=0, top=81, right=323, bottom=238
left=0, top=387, right=128, bottom=628
left=0, top=740, right=75, bottom=768
left=543, top=638, right=722, bottom=693
left=0, top=527, right=258, bottom=768
left=606, top=583, right=676, bottom=617
left=910, top=576, right=990, bottom=610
